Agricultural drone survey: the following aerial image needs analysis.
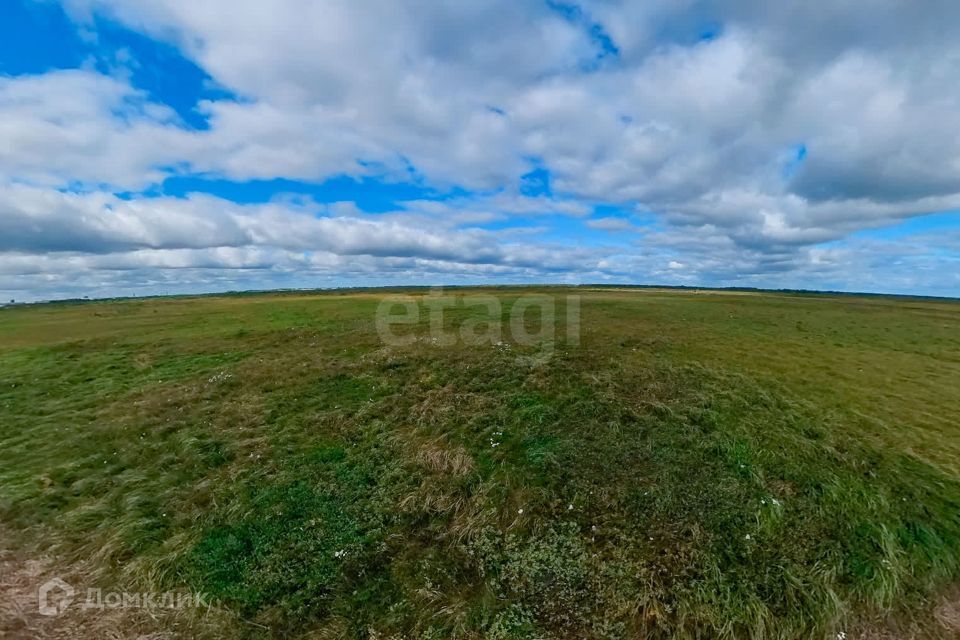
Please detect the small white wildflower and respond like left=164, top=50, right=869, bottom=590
left=517, top=508, right=523, bottom=514
left=333, top=549, right=346, bottom=559
left=745, top=534, right=751, bottom=540
left=568, top=504, right=574, bottom=510
left=836, top=632, right=846, bottom=640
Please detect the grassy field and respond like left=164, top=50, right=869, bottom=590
left=2, top=287, right=960, bottom=639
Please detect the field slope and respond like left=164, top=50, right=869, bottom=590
left=2, top=288, right=960, bottom=638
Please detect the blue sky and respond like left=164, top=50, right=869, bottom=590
left=0, top=0, right=224, bottom=127
left=0, top=0, right=958, bottom=301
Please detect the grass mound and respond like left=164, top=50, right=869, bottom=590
left=2, top=288, right=959, bottom=638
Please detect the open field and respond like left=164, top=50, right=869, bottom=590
left=2, top=288, right=960, bottom=639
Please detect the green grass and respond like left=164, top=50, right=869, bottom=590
left=2, top=288, right=960, bottom=638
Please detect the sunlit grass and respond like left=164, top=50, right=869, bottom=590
left=2, top=288, right=959, bottom=638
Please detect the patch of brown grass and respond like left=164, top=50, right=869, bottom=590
left=847, top=585, right=960, bottom=640
left=933, top=588, right=960, bottom=634
left=414, top=440, right=476, bottom=478
left=0, top=525, right=240, bottom=640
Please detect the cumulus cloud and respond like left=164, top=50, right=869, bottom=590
left=1, top=0, right=958, bottom=298
left=0, top=182, right=620, bottom=301
left=0, top=70, right=189, bottom=189
left=586, top=217, right=639, bottom=232
left=0, top=183, right=503, bottom=261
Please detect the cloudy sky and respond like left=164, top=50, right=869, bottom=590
left=2, top=0, right=959, bottom=301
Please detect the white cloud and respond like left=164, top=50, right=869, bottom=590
left=586, top=217, right=639, bottom=232
left=0, top=70, right=190, bottom=189
left=1, top=0, right=958, bottom=298
left=0, top=182, right=624, bottom=301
